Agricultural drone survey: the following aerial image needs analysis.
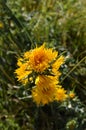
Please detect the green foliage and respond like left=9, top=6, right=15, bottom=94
left=0, top=116, right=20, bottom=130
left=0, top=0, right=86, bottom=129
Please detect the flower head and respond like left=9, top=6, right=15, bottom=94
left=15, top=43, right=59, bottom=85
left=32, top=75, right=58, bottom=105
left=69, top=91, right=75, bottom=99
left=32, top=85, right=57, bottom=105
left=27, top=43, right=57, bottom=73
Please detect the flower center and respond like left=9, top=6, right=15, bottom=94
left=34, top=54, right=44, bottom=65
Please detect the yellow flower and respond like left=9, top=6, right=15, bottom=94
left=28, top=43, right=58, bottom=73
left=32, top=85, right=57, bottom=105
left=32, top=75, right=67, bottom=105
left=55, top=87, right=67, bottom=102
left=69, top=91, right=75, bottom=99
left=32, top=75, right=58, bottom=105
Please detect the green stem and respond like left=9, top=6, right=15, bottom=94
left=61, top=56, right=86, bottom=83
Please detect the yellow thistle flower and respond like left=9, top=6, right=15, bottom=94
left=69, top=91, right=75, bottom=99
left=15, top=43, right=64, bottom=85
left=32, top=75, right=68, bottom=105
left=27, top=43, right=58, bottom=73
left=32, top=75, right=58, bottom=105
left=32, top=75, right=67, bottom=105
left=55, top=87, right=67, bottom=102
left=32, top=84, right=57, bottom=105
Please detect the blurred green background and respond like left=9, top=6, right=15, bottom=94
left=0, top=0, right=86, bottom=130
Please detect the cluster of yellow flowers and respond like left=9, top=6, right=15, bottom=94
left=15, top=43, right=75, bottom=105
